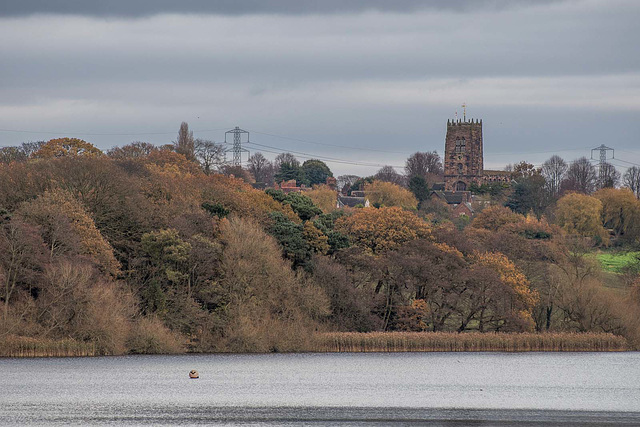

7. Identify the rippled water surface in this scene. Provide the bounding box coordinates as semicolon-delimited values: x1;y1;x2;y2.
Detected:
1;352;639;425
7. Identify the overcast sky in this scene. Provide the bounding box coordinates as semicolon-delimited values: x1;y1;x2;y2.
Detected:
1;0;639;175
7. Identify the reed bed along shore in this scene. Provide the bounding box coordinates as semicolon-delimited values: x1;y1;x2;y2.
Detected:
0;335;97;357
310;332;629;352
1;332;630;357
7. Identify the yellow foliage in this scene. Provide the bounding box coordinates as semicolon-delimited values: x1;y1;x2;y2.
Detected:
201;174;298;225
334;206;431;253
146;150;201;175
305;185;337;213
556;192;608;242
473;251;539;311
364;180;418;210
594;188;640;238
34;138;103;159
471;205;524;231
433;242;464;258
302;221;329;254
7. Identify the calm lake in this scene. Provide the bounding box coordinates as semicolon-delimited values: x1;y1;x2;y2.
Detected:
1;352;639;426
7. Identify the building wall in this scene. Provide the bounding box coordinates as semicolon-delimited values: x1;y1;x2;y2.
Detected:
443;119;484;191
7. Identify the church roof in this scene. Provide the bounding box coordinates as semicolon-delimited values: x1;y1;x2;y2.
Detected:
430;190;469;205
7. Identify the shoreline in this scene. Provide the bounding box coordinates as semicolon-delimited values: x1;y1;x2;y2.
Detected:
1;331;630;357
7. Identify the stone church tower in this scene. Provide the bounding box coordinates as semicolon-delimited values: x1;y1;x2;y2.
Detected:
443;118;483;191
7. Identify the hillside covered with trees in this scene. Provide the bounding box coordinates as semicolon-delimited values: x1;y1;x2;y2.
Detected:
1;128;640;354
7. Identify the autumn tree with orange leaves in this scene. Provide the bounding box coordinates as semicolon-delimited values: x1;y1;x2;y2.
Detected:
472;251;539;331
334;206;430;254
34;138;103;158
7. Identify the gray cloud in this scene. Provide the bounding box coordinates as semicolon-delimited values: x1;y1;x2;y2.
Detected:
0;0;564;17
0;0;638;176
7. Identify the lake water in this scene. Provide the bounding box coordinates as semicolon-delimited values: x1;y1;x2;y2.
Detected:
1;352;639;425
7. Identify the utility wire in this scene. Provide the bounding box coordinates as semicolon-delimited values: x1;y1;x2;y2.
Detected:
248;129;407;155
486;147;592;156
0;127;231;136
612;158;640;168
220;140;400;169
242;140;405;169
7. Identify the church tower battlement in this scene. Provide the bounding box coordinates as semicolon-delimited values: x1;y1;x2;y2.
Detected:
444;118;483;191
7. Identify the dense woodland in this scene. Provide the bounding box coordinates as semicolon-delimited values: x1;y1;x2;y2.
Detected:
1;124;640;354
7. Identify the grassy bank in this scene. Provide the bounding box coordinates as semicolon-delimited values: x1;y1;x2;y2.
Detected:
310;332;629;352
0;335;97;357
595;251;640;274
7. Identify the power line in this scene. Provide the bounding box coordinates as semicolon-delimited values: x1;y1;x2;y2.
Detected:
248;129;407;155
613;158;640;168
219;139;399;169
486;147;592;156
243;140;404;169
0;127;231;136
609;160;631;171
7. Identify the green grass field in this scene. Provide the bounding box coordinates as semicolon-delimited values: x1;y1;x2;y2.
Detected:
595;251;640;274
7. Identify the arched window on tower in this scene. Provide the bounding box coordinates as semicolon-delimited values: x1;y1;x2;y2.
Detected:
457;163;464;174
455;137;466;153
456;181;467;191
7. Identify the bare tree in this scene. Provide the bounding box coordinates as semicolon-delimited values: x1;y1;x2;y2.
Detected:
598;163;620;189
337;175;360;194
0;147;27;164
374;165;406;187
0;141;46;163
623;166;640;198
542;155;568;198
107;141;156;159
562;157;597;194
194;139;224;175
247;152;275;184
405;151;443;181
220;164;253;183
274;152;300;169
20;141;46;158
174;122;196;162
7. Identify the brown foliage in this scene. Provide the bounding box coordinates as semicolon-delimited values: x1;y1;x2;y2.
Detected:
126;316;184;354
212;217;330;352
311;331;628;352
18;189;120;276
311;256;382;332
0;219;46;329
147;150;202;175
37;261;134;355
0;161;52;211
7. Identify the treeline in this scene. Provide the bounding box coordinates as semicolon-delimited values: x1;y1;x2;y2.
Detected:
1;133;640;355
